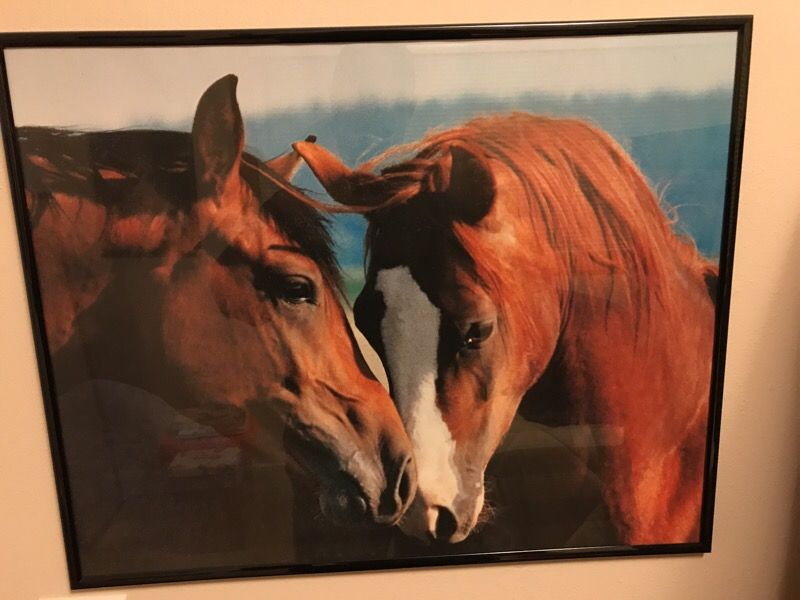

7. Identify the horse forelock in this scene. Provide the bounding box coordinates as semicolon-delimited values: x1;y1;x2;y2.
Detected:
239;160;341;291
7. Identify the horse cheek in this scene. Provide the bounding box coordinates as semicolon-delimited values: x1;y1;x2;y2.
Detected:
160;258;254;408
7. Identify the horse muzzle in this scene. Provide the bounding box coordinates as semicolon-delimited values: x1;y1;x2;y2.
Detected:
399;480;485;544
318;450;416;526
282;415;417;526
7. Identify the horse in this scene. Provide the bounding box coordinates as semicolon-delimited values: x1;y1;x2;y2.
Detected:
17;74;417;528
293;112;718;545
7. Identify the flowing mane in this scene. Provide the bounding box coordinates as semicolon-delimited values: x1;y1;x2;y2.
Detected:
359;113;717;329
18;126;340;287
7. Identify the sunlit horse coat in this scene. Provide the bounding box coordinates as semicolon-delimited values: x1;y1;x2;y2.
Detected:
295;113;717;545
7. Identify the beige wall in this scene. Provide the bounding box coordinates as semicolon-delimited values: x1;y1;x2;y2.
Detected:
0;1;798;599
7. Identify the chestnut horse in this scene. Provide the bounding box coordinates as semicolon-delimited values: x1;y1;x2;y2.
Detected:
18;75;416;525
295;113;717;544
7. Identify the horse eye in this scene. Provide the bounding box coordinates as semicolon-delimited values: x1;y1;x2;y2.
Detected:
276;276;316;305
462;320;494;350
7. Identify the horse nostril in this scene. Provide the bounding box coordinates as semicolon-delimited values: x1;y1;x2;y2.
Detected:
282;376;300;396
433;506;458;541
376;453;415;523
345;406;365;433
397;458;413;508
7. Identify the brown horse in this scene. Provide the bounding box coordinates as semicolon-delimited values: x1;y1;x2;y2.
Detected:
19;75;416;526
294;113;717;544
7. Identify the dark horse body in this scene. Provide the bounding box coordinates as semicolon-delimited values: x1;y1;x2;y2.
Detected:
296;113;717;545
19;75;416;527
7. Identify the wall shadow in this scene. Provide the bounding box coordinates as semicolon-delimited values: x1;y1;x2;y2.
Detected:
778;217;800;598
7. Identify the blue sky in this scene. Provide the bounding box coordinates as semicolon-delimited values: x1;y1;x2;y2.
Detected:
6;32;736;128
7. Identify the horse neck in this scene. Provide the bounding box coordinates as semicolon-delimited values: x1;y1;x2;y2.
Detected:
556;248;716;543
558;244;716;427
486;137;719;428
480;122;716;541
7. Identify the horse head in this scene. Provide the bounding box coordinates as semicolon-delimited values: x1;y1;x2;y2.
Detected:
24;75;417;526
295;137;563;541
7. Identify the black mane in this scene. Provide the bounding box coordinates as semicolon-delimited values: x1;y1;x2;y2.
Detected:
17;126;340;286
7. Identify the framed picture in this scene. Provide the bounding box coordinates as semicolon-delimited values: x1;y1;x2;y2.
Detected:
0;15;751;589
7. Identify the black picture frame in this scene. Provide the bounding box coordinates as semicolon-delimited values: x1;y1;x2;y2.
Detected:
0;15;752;589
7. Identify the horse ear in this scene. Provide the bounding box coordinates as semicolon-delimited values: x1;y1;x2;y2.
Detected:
435;145;495;224
264;135;317;181
192;74;244;197
293;140;384;206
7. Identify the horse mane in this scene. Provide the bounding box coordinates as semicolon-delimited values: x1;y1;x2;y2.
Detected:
17;126;340;287
359;113;717;328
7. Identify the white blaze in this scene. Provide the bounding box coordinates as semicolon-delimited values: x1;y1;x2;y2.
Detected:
375;266;459;508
